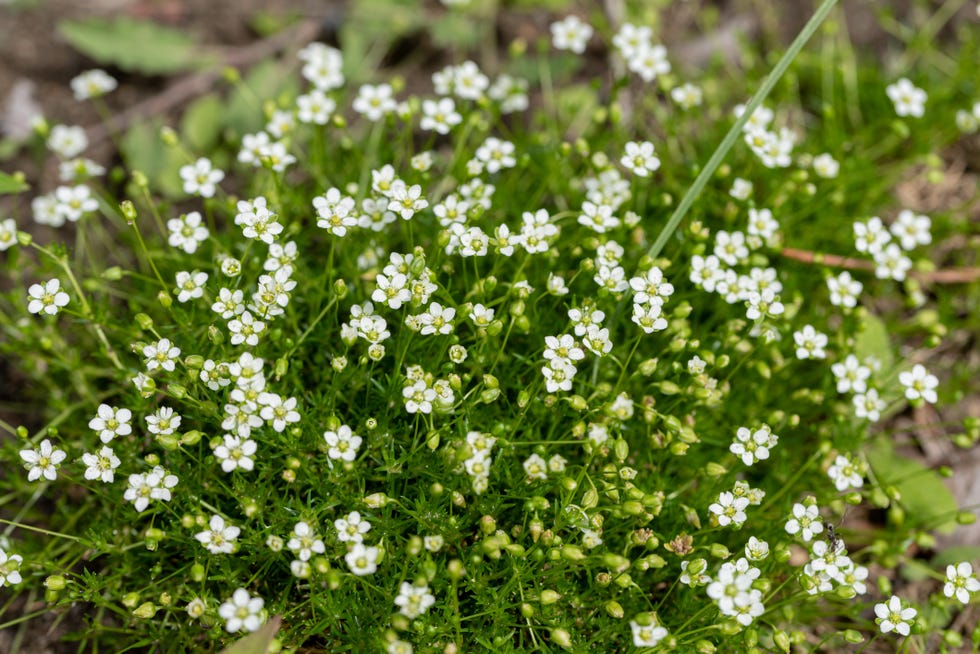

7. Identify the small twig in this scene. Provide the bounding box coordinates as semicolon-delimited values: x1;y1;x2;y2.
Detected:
84;18;325;147
779;247;980;284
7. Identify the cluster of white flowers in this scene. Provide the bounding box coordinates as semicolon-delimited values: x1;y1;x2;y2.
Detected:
462;431;496;494
738;104;796;168
402;365;454;415
706;558;765;626
287;521;326;578
541;333;585;393
610;22;671;82
708;481;765;529
629;265;673;334
802;538;868;597
521;452;566;482
394;582;436;619
829;354;885;422
852;211;928;282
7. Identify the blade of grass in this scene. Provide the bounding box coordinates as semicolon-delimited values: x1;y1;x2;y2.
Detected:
645;0;839;260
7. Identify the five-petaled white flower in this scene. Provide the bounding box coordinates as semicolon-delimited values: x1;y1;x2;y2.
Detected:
88;404;132;443
19;438;67;482
81;446;120;483
195;515;241;554
123;466;178;512
70;69;117;101
785;502;823;542
944;562;980;604
324;424;362;462
219;588;264;633
874;595;917;636
550;15;593;54
898;364;938;404
394;582;436;619
287;521;326;562
179;158;224;198
27;279;69;316
345;542;380;576
630;619;668;648
0;548;24;587
886;78;927;118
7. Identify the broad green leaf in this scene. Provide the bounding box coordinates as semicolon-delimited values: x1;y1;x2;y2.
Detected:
852;312;895;374
218;616;281;654
181;94;224;152
865;438;958;533
120;121;184;198
0;171;29;194
58;18;203;75
931;546;980;569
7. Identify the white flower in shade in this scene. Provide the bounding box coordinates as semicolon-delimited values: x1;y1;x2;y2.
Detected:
873;243;912;281
488;73;529;113
335;511;371;543
324;425;362;462
394;582;436;619
123;466;178;512
299;42;344;90
32;194;64;227
19;439;66;481
297;88;336;125
630;620;668;648
47;125;88;159
70;69;117;100
174;270;208;303
81;446;120;483
143;338;181;372
345;542;380;576
898;364;938;404
943;562;980;604
195;515;241;554
730;178;753;201
628;43;671;82
0;548;24;587
550;15;593;54
890;210;931;251
793;325;828;360
214;433;257;472
812;153;840;178
671;82;703;109
785;502;823;542
180;158;224;198
620;140;660;177
475;137;516;174
827;454;864;491
874;595;917;636
88;404;132;443
827;271;863;309
167;211;209;254
612;22;652;59
27;279;69;315
146;406;181;436
288;522;326;562
886;78;927;118
219;589;264;633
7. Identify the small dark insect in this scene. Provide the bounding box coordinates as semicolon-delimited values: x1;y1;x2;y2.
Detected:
824;522;844;553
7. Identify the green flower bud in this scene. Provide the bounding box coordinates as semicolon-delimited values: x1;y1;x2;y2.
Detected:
842;630;864;644
133;602;157;619
605;600;624;619
45;575;67;591
540;589;561;605
550;628;573;649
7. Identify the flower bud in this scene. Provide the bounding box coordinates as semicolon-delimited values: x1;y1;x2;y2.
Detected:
133;602;157;619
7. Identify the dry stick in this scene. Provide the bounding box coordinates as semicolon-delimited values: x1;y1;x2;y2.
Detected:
779;247;980;284
84;18;324;147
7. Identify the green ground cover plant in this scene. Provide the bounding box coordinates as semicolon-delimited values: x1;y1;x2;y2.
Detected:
2;0;980;652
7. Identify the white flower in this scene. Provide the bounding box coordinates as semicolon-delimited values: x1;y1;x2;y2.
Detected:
709;491;749;527
620;140;661;177
475;137;516;173
258;393;300;432
212;288;245;320
146;406;181;436
324;425;362;462
522;454;548;481
812;153;840;178
627;43;671;82
612;22;652;59
785;502;823;541
827;454;864;491
265;109;296;139
730;178;753;201
345;543;380;576
417;302;455;336
744;537;770;561
450;60;489;100
853;388;886;422
299;42;344;90
296;88;336;125
831;354;871;394
19;438;67;482
487;74;528;113
714;230;749;266
0;218;18;250
214;433;257;472
387;181;429;221
403;379;436;414
288;522;326;562
123;466;178;512
550;15;593;54
352;83;397;121
88;404;132;443
70;69;117;100
228;311;266;346
195;515;241;554
32;194;64;227
886;78;927;118
81;446;120;483
335;511;371;543
143;338;181;372
174;270;208;303
827;271;863;309
630;620;667;647
874;595;917;636
793;325;828;360
179;158;224;198
395;582;436;619
469;304;495;327
872;243;912;281
420;97;462;134
219;589;264;633
167;211;209;253
670;82;703;109
54;184;98;222
59;157;106;183
729;425;777;466
890;210;931;251
944;562;980;604
47;125;88;159
27;279;69;315
898;364;938;404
